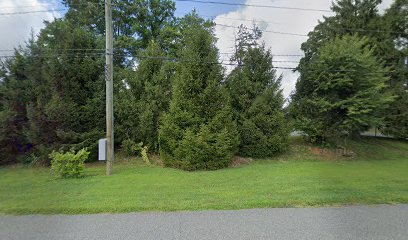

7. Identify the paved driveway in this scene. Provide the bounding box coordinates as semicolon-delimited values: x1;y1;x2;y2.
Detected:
1;204;407;240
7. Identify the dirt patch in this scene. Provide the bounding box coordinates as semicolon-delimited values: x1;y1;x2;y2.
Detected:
149;154;164;166
310;146;356;160
230;156;253;167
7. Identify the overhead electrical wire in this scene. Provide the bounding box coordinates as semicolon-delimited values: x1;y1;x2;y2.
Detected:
1;48;402;62
0;8;67;16
0;0;332;13
216;23;308;37
0;4;59;9
0;54;297;70
0;53;393;74
1;4;405;35
0;49;304;58
0;2;403;71
0;52;396;74
174;0;333;13
0;52;300;64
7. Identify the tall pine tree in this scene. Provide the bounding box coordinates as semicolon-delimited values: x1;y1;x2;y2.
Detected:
159;13;238;170
380;0;408;138
226;25;289;157
116;41;174;151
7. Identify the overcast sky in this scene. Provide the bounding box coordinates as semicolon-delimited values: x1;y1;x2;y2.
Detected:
0;0;394;98
0;0;61;52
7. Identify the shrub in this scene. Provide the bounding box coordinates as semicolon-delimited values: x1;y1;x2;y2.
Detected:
121;139;143;157
165;124;238;171
121;139;151;165
141;146;150;165
50;148;90;178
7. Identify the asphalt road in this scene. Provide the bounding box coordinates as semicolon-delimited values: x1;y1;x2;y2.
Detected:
1;205;407;240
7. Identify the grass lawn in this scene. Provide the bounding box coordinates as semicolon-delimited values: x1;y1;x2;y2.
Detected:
1;137;407;215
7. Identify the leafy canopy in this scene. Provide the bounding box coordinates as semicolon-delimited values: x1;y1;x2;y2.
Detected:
293;35;392;142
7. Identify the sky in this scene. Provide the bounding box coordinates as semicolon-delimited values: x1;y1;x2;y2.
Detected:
0;0;394;98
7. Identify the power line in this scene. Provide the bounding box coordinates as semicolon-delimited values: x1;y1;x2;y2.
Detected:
0;8;67;16
0;4;59;9
1;0;331;13
175;0;333;13
2;4;404;36
217;23;308;37
0;48;304;57
192;12;408;36
0;53;396;74
0;53;297;69
212;15;279;25
0;52;301;65
175;11;281;25
0;48;105;52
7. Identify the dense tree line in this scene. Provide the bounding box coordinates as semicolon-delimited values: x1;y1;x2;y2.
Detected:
1;0;407;168
0;1;287;168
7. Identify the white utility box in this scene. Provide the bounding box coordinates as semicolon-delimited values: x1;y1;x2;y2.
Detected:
98;138;107;161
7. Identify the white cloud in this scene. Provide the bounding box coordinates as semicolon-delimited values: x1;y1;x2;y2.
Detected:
0;0;61;52
214;0;394;99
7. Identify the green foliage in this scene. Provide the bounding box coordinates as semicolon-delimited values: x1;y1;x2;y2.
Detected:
116;41;173;151
381;87;408;139
0;55;31;164
2;0;406;169
50;148;90;178
63;0;177;61
226;25;289;157
0;18;105;165
159;14;239;171
294;0;408;141
121;139;150;165
300;0;383;60
141;146;150;165
121;139;146;157
121;139;138;157
0;108;24;164
21;153;41;166
293;35;393;142
380;0;408;138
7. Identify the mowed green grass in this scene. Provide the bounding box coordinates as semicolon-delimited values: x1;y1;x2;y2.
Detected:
0;137;407;215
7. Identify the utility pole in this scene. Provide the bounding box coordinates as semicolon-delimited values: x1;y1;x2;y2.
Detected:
105;0;114;175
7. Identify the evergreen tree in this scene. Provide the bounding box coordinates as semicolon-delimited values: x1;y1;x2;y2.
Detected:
226;25;289;157
159;14;238;171
116;41;173;151
28;19;105;162
293;35;393;143
0;0;179;164
0;19;105;164
0;53;31;164
380;0;408;138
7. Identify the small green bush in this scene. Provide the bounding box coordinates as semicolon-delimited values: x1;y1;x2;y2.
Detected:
141;146;150;165
121;139;143;157
121;139;151;165
50;148;90;178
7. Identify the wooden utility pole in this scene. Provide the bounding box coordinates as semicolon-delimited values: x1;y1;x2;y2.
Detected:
105;0;114;175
